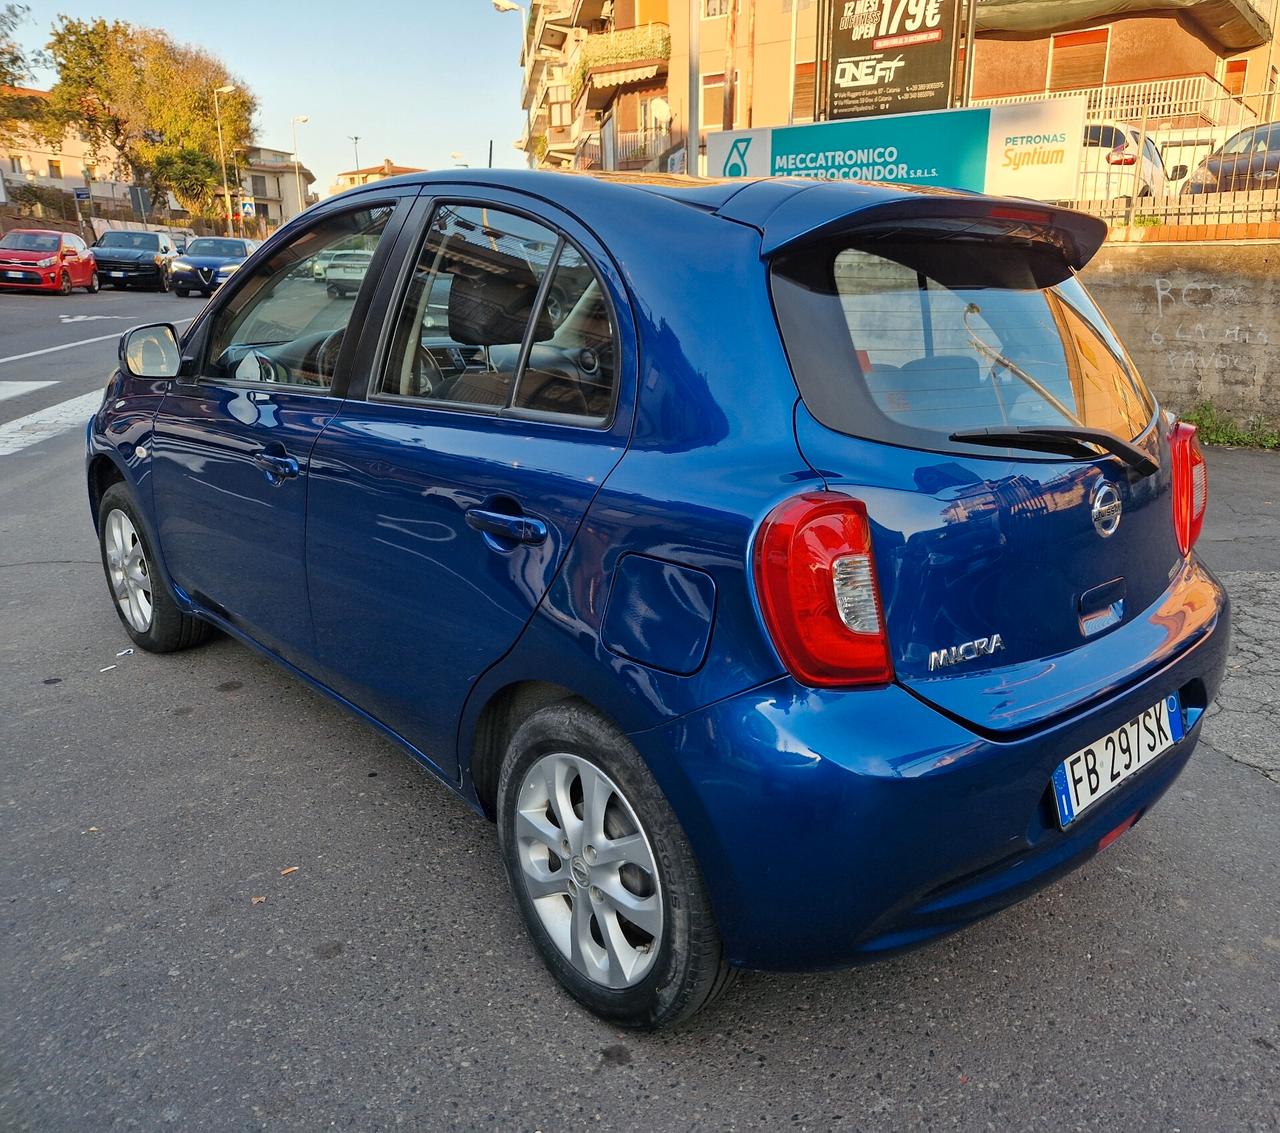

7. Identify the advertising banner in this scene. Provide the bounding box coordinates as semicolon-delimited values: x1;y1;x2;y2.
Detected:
706;96;1086;201
827;0;962;120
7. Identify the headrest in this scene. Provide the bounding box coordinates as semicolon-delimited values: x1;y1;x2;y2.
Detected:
447;268;554;347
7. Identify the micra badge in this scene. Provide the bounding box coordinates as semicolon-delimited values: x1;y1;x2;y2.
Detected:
929;634;1005;672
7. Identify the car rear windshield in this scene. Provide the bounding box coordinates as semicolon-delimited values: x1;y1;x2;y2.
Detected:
770;237;1155;451
98;232;160;250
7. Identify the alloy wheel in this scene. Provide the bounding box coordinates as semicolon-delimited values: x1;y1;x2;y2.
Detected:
103;508;153;632
514;752;664;990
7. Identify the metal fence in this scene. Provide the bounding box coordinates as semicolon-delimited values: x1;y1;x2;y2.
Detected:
977;79;1279;235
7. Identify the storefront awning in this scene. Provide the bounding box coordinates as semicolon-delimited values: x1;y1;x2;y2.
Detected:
975;0;1271;51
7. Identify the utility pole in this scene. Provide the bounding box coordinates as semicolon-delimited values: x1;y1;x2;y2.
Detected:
688;0;701;170
291;115;309;217
349;136;363;175
723;0;739;132
744;0;756;128
962;0;978;107
488;139;494;168
213;84;236;238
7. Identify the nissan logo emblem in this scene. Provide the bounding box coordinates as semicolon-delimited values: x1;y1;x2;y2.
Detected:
1091;481;1123;538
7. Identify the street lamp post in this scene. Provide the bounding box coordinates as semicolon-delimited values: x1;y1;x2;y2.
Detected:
213;84;236;237
348;136;363;178
291;114;310;218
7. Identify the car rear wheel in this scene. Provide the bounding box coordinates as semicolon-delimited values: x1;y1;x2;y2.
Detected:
97;483;212;653
326;283;341;299
497;701;736;1029
84;270;99;294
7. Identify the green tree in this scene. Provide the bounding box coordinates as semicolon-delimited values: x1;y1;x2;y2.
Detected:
0;4;45;146
151;147;221;215
42;16;256;209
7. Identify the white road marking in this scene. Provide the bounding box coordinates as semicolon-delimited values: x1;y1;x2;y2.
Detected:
58;314;130;324
0;317;195;367
0;380;56;402
0;390;106;456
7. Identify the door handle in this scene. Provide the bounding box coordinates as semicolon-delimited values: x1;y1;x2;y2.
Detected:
252;449;300;483
465;507;548;545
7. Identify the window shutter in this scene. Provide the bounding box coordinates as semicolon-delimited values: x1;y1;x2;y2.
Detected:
793;62;816;122
1049;29;1108;91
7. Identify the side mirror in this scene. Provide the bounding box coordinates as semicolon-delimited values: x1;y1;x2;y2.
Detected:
1170;164;1188;181
120;323;182;379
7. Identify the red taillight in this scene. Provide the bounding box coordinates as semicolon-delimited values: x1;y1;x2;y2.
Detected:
753;492;893;687
1169;421;1208;556
1106;145;1138;167
989;205;1052;224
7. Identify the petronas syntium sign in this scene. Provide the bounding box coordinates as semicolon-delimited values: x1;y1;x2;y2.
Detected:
826;0;963;120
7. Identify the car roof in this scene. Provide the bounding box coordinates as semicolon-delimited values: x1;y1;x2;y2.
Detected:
330;168;1107;271
4;227;65;236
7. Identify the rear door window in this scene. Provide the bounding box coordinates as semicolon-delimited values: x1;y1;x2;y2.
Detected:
771;238;1155;450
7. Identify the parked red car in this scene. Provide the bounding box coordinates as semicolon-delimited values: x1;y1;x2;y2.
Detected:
0;228;99;294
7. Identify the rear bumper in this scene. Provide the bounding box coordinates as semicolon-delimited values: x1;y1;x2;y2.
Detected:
630;560;1230;971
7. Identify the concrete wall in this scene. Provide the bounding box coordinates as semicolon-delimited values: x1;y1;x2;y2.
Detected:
1081;242;1279;421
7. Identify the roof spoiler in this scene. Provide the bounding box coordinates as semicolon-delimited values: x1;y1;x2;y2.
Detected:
732;187;1109;271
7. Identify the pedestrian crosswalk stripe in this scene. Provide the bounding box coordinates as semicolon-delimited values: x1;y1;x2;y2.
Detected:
0;381;57;402
0;390;106;456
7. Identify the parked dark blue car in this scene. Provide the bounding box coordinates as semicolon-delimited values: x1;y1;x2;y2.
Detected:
168;236;258;298
88;170;1229;1028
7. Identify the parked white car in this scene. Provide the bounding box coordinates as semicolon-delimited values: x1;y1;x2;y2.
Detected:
324;251;373;298
1079;121;1170;200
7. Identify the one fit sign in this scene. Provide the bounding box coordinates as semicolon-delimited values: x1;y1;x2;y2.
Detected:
826;0;961;120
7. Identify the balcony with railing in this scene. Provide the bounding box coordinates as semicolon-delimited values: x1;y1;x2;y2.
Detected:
974;74;1259;128
611;125;672;170
569;23;670;109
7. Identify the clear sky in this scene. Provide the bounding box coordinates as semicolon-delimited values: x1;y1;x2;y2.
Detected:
17;0;530;192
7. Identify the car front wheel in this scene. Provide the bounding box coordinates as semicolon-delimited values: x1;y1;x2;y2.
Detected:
497;701;736;1029
97;482;212;652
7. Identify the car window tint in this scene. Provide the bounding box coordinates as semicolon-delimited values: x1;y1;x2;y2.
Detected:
380;204;559;408
205;204;392;390
512;244;616;420
1084;125;1122;148
771;241;1155;447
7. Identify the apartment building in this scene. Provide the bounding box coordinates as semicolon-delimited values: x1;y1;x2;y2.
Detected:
329;159;426;197
239;145;316;227
659;0;1273;175
516;0;675;173
2;85;133;208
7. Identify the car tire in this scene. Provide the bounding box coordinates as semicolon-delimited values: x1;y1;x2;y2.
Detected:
497;701;736;1029
97;483;212;653
154;272;169;293
85;270;100;294
326;283;341;299
58;271;72;296
174;287;189;298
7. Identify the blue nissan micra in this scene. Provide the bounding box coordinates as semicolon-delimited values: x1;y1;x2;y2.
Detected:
89;170;1229;1027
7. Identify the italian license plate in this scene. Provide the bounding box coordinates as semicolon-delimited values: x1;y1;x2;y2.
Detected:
1051;693;1184;828
109;271;125;278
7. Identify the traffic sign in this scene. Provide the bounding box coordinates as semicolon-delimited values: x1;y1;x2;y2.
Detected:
240;200;256;218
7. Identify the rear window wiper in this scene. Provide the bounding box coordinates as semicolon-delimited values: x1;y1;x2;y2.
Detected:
950;425;1159;477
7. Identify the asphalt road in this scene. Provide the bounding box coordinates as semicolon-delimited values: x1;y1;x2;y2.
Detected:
1;288;1277;1131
